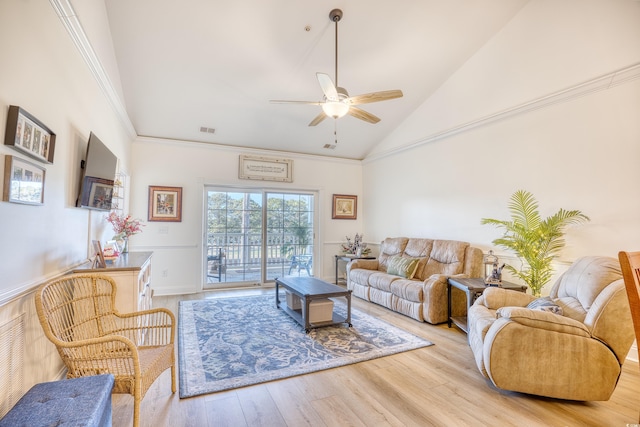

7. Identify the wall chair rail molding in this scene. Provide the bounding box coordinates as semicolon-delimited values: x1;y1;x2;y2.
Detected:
0;265;82;307
364;62;640;163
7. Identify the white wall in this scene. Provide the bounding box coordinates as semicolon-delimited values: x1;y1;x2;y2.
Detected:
130;138;363;295
0;0;134;395
362;0;640;295
0;0;133;298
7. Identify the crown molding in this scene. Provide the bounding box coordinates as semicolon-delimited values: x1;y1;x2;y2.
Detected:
49;0;137;138
134;135;363;165
364;62;640;163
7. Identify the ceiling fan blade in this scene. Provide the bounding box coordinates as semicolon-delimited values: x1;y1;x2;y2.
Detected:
308;111;327;126
316;73;339;101
348;90;403;105
348;106;380;124
270;100;323;105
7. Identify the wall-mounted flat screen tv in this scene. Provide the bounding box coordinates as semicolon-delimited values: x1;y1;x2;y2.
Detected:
76;132;118;211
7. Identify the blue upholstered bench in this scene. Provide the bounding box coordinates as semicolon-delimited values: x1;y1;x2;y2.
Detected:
0;374;114;427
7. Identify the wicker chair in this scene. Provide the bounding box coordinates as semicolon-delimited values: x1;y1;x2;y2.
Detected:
619;250;640;422
34;273;176;427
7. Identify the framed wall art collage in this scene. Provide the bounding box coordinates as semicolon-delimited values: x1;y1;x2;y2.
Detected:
2;105;56;205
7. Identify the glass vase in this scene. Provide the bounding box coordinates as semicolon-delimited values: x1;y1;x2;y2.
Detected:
118;237;129;254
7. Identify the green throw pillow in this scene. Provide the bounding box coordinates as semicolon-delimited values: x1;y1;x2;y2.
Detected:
387;255;420;279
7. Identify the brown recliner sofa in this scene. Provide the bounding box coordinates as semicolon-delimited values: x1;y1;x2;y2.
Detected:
346;237;483;323
467;256;634;401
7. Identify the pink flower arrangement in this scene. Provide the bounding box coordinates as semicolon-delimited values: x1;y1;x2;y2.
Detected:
106;212;144;238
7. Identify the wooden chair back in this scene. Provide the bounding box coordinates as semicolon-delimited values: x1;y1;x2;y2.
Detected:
619;251;640;354
619;251;640;422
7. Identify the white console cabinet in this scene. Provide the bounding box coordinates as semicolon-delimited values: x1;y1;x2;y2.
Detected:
72;251;153;313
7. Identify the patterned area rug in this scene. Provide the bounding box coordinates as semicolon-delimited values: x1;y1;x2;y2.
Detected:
178;294;433;398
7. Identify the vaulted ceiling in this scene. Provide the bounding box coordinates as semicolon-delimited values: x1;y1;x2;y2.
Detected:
102;0;528;159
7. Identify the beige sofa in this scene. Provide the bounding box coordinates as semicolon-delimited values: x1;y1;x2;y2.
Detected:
467;256;634;401
346;237;483;324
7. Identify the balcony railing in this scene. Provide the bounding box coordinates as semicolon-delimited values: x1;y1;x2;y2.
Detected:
206;232;312;283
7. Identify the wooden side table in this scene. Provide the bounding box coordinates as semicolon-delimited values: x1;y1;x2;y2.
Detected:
447;277;527;333
334;255;375;285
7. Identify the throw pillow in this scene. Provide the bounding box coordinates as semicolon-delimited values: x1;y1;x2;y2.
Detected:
386;255;420;279
526;296;563;315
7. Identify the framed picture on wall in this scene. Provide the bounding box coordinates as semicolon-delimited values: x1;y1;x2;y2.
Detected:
3;105;56;163
238;155;293;182
2;155;46;205
332;194;357;220
148;185;182;222
91;240;106;268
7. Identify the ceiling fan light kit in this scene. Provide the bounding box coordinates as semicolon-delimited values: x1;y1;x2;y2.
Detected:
270;9;403;128
322;101;349;119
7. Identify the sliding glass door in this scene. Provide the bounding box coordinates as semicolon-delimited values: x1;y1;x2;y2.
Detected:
265;192;314;281
204;187;315;288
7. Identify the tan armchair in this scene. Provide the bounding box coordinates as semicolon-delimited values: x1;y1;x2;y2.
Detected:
35;274;176;427
467;256;634;401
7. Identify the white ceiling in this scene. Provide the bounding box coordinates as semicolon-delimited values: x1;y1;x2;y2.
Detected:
103;0;528;160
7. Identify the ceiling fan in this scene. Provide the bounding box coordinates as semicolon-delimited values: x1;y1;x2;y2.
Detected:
270;9;403;127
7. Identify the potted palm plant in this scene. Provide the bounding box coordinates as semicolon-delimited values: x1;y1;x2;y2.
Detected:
481;190;589;296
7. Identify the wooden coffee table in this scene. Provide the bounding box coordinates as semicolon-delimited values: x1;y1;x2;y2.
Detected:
275;276;352;332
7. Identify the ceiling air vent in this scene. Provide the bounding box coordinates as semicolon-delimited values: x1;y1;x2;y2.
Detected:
199;126;215;134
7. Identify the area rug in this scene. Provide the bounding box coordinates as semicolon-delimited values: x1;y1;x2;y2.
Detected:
178;294;433;398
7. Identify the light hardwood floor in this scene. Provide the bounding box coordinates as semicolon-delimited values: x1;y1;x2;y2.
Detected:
112;288;640;426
